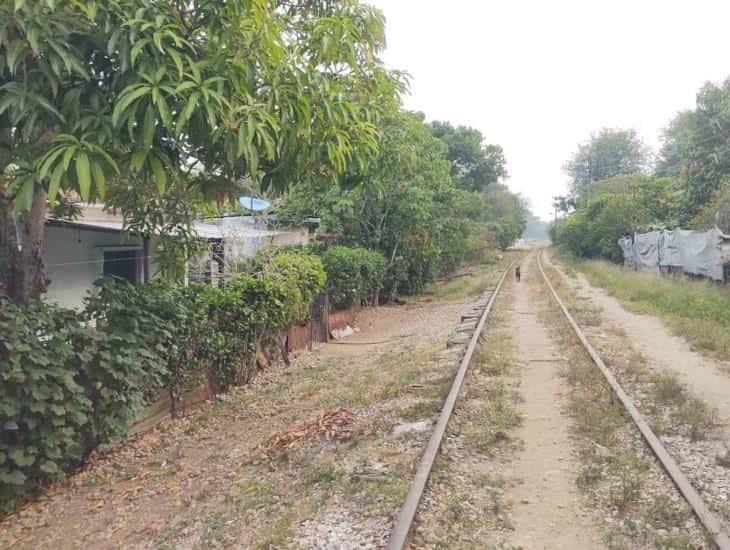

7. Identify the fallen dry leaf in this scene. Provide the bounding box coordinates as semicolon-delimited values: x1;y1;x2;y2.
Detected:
263;408;355;455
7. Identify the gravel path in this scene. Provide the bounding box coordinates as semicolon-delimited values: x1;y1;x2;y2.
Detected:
546;250;729;541
549;252;730;436
504;256;603;548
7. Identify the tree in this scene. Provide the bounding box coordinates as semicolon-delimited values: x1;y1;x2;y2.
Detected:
564;128;649;199
0;0;401;303
283;111;455;296
429;121;506;192
655;110;696;178
484;183;527;242
282;108;526;293
679;80;730;223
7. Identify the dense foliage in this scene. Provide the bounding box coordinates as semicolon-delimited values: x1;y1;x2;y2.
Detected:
429;121;507;192
318;246;386;309
0;300;90;504
282;112;527;297
556;175;678;262
554;76;730;261
0;250;324;507
0;0;402;302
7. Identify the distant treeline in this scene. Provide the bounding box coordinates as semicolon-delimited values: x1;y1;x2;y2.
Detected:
553;77;730;261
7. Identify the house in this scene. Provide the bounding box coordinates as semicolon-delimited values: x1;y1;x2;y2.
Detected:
43;204;317;309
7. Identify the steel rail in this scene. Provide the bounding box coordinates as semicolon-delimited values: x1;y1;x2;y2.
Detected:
386;263;513;550
537;249;730;550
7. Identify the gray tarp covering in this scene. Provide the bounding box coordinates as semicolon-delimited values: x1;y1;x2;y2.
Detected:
619;227;728;282
634;231;662;273
675;228;724;281
618;236;636;268
658;229;682;268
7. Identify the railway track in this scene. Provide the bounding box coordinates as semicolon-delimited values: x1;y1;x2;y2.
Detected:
386;249;730;550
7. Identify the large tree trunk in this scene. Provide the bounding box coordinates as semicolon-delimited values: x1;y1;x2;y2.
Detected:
0;188;48;303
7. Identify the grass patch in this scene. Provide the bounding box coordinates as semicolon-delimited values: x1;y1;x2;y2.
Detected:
424;251;522;301
652;372;686;406
648;372;716;441
561;253;730;359
675;396;716;441
399;399;440;421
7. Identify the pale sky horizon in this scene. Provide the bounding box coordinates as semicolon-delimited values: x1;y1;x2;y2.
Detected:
368;0;730;220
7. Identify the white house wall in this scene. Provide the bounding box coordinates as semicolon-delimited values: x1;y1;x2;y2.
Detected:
43;225;145;309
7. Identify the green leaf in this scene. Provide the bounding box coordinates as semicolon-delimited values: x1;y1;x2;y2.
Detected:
48;161;66;203
130;38;151;66
168;49;184;79
9;448;35;468
61;144;77;171
12;176;34;213
75;151;91;201
14;0;26;11
40;461;59;475
143;105;156;147
175;91;199;132
150;156;167;195
26;27;40;55
6;41;27;74
156;94;171;129
112;85;150;126
38;146;67;180
91;161;106;200
130;150;148;173
0;468;26;486
247;143;259;178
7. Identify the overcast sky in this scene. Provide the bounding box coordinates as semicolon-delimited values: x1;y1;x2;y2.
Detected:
368;0;730;219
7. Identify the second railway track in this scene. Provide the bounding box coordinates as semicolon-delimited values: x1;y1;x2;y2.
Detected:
387;248;730;549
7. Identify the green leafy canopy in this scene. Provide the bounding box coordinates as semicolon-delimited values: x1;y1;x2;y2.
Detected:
0;0;405;213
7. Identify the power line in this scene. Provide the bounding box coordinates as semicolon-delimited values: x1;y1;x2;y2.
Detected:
45;254;154;268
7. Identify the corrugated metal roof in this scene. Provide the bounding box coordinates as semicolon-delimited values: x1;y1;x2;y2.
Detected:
47;205;284;241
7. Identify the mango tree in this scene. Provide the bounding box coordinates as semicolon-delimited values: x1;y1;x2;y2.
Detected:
0;0;401;303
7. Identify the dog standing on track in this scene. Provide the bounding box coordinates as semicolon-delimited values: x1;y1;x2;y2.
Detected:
515;265;521;282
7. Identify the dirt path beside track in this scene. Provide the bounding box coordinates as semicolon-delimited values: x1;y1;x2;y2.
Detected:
546;250;730;439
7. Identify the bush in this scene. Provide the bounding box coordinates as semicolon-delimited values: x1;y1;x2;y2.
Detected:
385;243;439;299
0;299;90;508
318;246;386;309
0;250;326;508
82;279;172;442
267;251;326;323
557;194;645;263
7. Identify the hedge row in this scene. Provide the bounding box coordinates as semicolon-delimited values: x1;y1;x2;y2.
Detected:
317;246;387;309
0;251;324;509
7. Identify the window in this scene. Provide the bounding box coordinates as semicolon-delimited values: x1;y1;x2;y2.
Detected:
103;250;140;284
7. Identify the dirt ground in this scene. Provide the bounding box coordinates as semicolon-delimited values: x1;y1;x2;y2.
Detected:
411;253;603;549
0;260;511;550
502;255;602;548
544;250;725;544
546;251;730;435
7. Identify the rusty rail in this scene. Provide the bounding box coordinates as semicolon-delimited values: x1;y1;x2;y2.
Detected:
537;249;730;550
386;263;512;550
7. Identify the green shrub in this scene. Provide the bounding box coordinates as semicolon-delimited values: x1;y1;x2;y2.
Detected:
83;279;171;442
267;251;326;323
0;250;326;509
384;243;439;299
318;246;386;309
0;299;91;508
